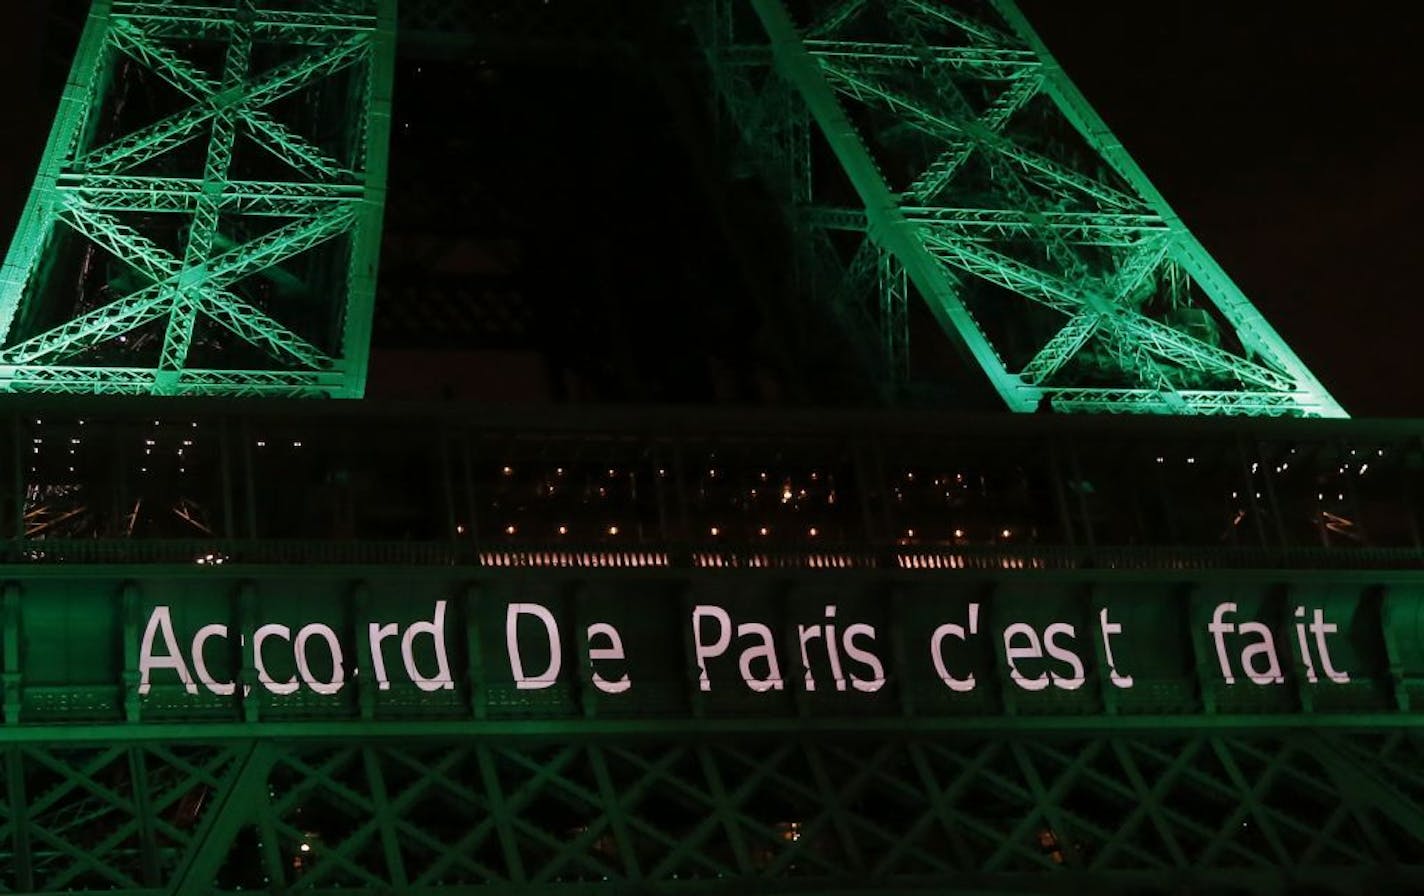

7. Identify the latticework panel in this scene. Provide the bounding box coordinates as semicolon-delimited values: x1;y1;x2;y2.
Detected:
0;731;1418;894
695;0;1346;416
0;1;396;397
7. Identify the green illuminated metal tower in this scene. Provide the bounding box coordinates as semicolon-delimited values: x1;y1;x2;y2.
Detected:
0;0;395;397
1;3;1416;896
0;0;1344;415
696;0;1346;416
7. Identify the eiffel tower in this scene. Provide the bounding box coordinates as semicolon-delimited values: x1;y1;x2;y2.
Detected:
0;3;1417;896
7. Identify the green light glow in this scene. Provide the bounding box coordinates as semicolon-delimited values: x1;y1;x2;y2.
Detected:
3;0;1344;418
696;0;1347;416
0;0;395;398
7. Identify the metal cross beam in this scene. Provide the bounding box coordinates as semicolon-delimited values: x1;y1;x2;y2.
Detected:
0;731;1415;893
698;0;1346;417
0;0;395;398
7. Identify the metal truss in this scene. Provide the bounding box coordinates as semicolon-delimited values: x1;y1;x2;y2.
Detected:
0;728;1418;894
696;0;1347;417
0;0;395;398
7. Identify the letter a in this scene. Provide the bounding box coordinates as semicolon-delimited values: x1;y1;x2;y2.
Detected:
139;606;197;696
1237;621;1284;686
736;622;784;693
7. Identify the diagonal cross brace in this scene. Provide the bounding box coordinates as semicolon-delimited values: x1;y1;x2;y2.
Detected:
988;0;1346;417
109;19;355;181
0;208;351;366
749;0;1031;410
905;72;1041;203
923;230;1297;392
159;0;256;379
168;742;275;896
59;199;334;369
822;60;1144;210
81;34;369;176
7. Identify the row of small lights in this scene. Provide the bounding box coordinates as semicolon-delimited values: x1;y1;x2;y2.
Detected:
23;422;1399;467
498;465;842;508
497;524;832;537
28;420;1392;519
487;524;1013;539
502;465;660;479
30;418;307;450
30;418;210;475
501;465;833;484
33;418;195;427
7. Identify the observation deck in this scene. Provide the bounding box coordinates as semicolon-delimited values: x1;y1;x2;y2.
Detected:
7;396;1421;569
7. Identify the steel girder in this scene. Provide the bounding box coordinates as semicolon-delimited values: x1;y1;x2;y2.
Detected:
0;556;1411;892
0;0;395;398
0;729;1418;894
695;0;1346;417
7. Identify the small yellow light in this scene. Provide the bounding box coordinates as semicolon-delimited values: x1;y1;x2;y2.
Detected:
502;465;513;475
954;528;964;538
759;526;769;536
608;525;619;536
1001;528;1011;538
906;528;915;537
710;526;720;536
558;525;568;535
808;527;818;537
505;525;516;535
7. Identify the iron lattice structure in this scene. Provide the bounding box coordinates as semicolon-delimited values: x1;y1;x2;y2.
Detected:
0;399;1418;896
0;1;1407;894
0;0;1347;414
1;731;1422;894
696;0;1346;416
0;0;395;397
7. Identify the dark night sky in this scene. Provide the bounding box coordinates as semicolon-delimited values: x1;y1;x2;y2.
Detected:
1018;2;1424;418
0;3;1421;417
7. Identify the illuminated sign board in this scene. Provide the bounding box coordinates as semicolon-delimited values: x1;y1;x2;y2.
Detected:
2;571;1419;722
